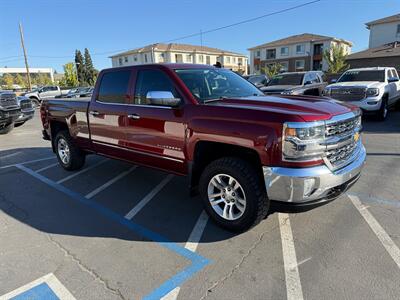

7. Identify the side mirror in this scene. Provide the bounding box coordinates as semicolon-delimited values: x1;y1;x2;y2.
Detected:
304;80;312;85
330;79;337;84
388;77;399;83
146;91;181;107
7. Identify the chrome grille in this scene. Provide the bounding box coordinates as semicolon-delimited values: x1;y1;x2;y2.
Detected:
326;116;359;137
20;99;32;110
0;93;18;108
330;88;366;102
326;140;358;167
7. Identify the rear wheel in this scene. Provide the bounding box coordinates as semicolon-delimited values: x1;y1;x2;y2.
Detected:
199;157;269;232
376;97;388;121
0;123;14;134
55;130;86;171
30;98;40;108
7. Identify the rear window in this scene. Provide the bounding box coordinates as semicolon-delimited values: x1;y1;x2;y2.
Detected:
97;70;131;103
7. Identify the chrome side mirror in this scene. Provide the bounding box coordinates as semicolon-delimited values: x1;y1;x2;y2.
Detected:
146;91;181;107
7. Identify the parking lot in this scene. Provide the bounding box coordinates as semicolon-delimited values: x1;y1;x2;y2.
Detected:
0;111;399;300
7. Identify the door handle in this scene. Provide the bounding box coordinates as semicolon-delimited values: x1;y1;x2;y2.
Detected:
127;114;140;120
89;110;100;116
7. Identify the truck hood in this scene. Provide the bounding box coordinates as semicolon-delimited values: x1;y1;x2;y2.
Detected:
206;95;355;122
328;81;384;89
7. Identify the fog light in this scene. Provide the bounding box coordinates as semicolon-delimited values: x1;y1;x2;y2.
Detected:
303;178;316;197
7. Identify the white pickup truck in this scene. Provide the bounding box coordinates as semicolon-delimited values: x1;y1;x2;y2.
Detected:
23;86;62;106
323;67;400;121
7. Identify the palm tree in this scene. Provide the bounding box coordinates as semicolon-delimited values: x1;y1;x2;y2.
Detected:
323;44;349;74
262;63;282;78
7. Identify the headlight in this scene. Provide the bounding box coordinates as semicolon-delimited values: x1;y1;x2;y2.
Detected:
366;88;379;96
282;122;326;162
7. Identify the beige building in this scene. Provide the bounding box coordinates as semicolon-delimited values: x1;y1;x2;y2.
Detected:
366;13;400;48
110;43;248;74
248;33;352;74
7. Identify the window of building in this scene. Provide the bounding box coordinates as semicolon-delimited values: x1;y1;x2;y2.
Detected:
397;24;400;35
256;50;261;57
97;70;131;104
232;57;236;63
118;58;123;66
206;56;211;65
280;61;289;72
266;49;276;59
295;60;305;70
175;54;183;63
133;56;138;62
238;57;243;64
158;53;165;62
280;47;289;56
124;56;128;63
296;44;305;54
186;54;192;62
134;69;178;105
226;56;231;63
199;55;204;63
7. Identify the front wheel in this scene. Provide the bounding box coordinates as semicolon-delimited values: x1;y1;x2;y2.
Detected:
0;123;14;134
199;157;269;232
55;130;86;171
376;97;388;121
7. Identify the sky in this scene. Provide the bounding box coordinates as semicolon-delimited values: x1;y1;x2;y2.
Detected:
0;0;398;73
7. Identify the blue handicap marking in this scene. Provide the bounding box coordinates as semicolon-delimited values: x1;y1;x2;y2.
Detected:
10;283;59;300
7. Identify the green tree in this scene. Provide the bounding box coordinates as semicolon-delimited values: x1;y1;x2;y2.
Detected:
262;63;282;78
75;49;85;86
15;74;27;88
83;48;98;86
323;44;349;74
61;62;78;87
1;74;14;89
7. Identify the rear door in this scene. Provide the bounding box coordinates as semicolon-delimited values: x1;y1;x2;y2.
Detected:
123;67;187;174
88;69;133;155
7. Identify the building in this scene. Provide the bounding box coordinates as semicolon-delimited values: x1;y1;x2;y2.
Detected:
109;43;248;74
0;67;55;82
366;13;400;48
347;42;400;72
248;33;352;74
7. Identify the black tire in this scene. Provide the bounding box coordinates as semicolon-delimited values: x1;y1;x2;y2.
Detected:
199;157;269;232
376;97;388;121
55;130;86;171
30;98;40;108
0;123;14;134
14;122;24;128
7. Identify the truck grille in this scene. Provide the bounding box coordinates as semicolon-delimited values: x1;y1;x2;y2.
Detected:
20;99;33;110
329;88;366;102
0;93;18;108
326;116;360;137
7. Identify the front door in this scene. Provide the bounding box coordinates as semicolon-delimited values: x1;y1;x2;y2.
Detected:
123;67;187;174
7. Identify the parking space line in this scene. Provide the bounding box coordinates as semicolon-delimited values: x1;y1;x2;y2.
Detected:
15;164;210;300
57;159;108;184
85;166;137;199
0;156;55;170
348;192;400;209
36;162;60;173
161;210;209;300
124;174;174;220
0;273;76;300
349;195;400;269
0;151;21;160
278;213;304;300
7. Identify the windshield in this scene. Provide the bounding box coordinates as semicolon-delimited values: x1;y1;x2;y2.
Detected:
267;74;303;86
248;75;266;84
175;68;263;103
338;70;385;82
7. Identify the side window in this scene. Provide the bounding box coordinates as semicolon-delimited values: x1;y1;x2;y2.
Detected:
312;73;320;83
304;73;312;84
134;69;178;105
387;70;392;80
97;70;131;104
393;69;399;78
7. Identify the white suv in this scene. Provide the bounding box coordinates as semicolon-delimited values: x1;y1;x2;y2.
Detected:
323;67;400;121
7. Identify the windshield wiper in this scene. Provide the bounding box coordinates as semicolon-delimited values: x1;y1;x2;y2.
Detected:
203;96;227;103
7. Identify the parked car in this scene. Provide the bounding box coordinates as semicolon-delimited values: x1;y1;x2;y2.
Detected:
14;96;35;127
261;71;327;96
0;91;20;134
243;74;269;88
41;64;366;232
323;67;400;121
23;86;62;106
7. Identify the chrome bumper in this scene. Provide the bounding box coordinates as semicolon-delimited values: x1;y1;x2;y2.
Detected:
263;145;366;203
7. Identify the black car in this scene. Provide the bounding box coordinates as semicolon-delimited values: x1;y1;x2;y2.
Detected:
261;71;327;96
0;91;20;134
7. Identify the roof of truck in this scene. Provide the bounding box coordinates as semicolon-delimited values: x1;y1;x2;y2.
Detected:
102;63;217;73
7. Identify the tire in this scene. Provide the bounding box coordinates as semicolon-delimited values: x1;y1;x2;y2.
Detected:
30;98;40;108
54;130;86;171
0;123;14;134
199;157;269;232
376;97;389;121
14;122;24;128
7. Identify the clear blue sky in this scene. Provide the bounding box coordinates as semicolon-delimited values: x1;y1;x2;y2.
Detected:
0;0;398;73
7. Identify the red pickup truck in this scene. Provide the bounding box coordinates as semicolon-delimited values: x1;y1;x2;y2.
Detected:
41;64;366;231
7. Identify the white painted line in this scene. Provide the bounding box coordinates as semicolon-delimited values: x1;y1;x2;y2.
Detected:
278;213;304;300
349;195;400;269
36;162;59;173
0;151;21;160
0;273;76;300
57;159;108;184
124;174;174;220
85;166;137;199
161;210;209;300
0;156;55;169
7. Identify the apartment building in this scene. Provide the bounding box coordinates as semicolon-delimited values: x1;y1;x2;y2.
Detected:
248;33;352;74
110;43;248;74
366;13;400;48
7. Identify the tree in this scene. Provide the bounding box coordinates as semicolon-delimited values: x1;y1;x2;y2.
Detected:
1;74;14;89
61;62;78;87
83;48;98;86
15;74;27;88
262;63;282;78
323;44;349;74
75;49;85;86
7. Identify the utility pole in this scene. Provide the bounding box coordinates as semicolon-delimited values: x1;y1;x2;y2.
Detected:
19;22;32;91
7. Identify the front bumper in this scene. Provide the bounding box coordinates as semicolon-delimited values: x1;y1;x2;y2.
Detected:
0;109;20;126
263;144;366;203
345;95;382;112
14;109;35;124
